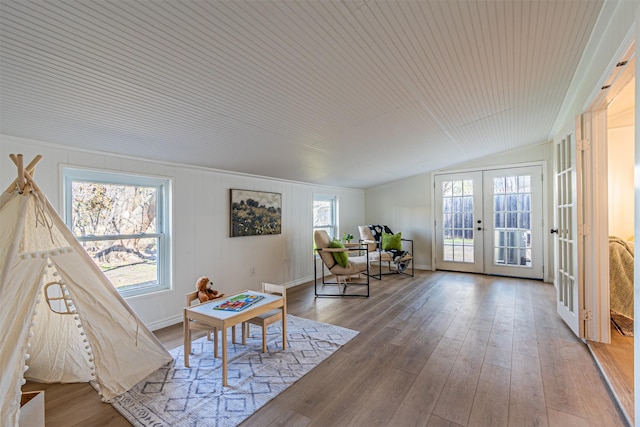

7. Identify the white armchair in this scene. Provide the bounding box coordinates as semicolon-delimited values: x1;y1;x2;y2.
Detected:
358;225;414;279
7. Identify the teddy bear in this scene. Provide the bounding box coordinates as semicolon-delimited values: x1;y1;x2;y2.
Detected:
196;276;224;303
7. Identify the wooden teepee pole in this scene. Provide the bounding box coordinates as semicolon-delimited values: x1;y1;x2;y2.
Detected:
16;154;24;190
5;154;43;193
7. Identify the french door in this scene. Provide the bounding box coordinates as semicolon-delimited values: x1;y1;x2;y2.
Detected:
554;132;582;337
434;166;544;279
555;111;609;342
434;172;484;273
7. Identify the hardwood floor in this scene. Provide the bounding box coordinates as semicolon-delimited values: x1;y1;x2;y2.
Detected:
22;271;627;426
588;325;634;426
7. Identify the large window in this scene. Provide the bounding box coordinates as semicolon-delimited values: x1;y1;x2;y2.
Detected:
313;194;337;243
63;167;171;297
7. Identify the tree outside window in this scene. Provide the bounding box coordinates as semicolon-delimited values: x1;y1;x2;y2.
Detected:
64;168;171;297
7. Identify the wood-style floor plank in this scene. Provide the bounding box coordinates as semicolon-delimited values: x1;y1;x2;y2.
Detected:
537;333;588;418
588;326;634;426
467;363;510;427
546;407;589;427
483;305;514;370
508;351;548;427
391;336;463;426
303;340;403;426
432;327;490;425
565;340;631;427
21;271;627;426
344;365;415;427
427;414;466;427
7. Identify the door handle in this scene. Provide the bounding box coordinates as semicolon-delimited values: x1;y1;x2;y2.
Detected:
550;228;558;234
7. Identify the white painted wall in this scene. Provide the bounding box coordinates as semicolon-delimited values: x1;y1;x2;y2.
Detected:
365;174;431;270
364;142;554;279
0;135;365;329
608;125;635;240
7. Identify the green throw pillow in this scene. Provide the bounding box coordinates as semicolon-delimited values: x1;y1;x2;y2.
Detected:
382;232;402;251
329;239;349;268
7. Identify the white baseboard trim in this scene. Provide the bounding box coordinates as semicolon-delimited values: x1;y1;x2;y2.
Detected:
281;275;315;288
148;314;183;331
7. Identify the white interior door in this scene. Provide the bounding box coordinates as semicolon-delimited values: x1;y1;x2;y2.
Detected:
434;172;484;273
483;166;544;279
554;131;582;338
435;166;544;280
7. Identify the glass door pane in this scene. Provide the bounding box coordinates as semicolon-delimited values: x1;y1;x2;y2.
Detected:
442;178;475;263
491;174;531;267
483;166;543;279
434;171;483;273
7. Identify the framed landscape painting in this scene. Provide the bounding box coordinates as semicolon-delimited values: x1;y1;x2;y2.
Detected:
230;189;282;237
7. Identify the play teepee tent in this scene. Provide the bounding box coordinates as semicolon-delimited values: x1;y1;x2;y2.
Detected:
0;154;173;426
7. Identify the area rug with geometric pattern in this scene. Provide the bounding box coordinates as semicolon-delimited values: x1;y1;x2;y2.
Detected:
111;315;358;427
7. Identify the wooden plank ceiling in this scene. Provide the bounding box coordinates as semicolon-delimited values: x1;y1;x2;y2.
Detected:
0;0;604;188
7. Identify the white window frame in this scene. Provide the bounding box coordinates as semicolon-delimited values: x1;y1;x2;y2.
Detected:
313;193;338;241
62;167;171;298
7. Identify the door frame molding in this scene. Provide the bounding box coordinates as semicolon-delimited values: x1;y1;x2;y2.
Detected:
578;110;611;343
431;160;549;281
578;41;635;343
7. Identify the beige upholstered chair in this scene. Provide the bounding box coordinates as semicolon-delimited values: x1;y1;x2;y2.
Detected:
245;282;286;353
358;225;414;279
313;230;369;297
